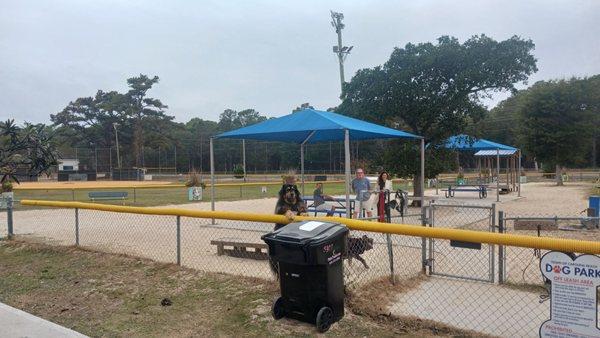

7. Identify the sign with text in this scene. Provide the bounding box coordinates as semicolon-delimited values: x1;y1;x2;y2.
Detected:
539;251;600;337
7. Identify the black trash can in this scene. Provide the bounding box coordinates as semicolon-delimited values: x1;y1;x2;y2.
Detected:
261;221;348;332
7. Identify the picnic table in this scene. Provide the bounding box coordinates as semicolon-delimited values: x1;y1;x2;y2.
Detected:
443;185;488;199
302;196;355;217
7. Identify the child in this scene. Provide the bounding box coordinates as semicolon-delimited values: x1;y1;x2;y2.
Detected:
313;182;336;216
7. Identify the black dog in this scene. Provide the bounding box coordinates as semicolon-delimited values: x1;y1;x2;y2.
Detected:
387;189;408;217
270;184;307;276
346;235;374;269
273;184;307;230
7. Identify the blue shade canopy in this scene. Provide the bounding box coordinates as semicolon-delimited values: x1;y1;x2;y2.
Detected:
215;108;421;144
444;134;517;151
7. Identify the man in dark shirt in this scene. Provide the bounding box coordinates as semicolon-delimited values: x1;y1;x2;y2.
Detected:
313;182;336;216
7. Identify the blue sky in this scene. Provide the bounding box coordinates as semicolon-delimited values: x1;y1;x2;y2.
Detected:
1;0;599;123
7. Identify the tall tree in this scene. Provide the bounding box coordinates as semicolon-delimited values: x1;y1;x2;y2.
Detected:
125;75;170;167
519;77;598;185
338;35;537;202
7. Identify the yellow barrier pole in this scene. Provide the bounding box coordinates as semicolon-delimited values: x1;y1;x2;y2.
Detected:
20;199;600;255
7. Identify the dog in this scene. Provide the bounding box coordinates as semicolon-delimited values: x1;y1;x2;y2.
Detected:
387;189;408;217
345;235;374;269
274;183;307;230
270;183;308;276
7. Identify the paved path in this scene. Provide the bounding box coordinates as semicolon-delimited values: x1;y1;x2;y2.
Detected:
0;302;87;338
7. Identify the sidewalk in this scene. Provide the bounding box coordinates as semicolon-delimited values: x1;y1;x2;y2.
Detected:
0;302;88;338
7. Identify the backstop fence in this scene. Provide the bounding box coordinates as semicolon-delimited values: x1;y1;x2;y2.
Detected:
2;199;600;337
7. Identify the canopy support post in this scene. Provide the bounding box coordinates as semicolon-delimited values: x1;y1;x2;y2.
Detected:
210;137;216;224
518;150;522;197
242;139;246;183
420;138;425;209
344;129;351;218
496;148;500;202
300;131;316;197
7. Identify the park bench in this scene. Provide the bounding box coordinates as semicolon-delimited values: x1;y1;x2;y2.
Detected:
210;237;269;260
443;185;487;199
88;191;128;202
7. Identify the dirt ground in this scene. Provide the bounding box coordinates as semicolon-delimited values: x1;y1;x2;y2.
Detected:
0;240;473;337
1;181;597;337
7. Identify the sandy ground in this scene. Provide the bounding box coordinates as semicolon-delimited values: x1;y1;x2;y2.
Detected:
0;181;596;336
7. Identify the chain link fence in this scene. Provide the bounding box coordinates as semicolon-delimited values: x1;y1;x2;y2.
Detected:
3;200;600;337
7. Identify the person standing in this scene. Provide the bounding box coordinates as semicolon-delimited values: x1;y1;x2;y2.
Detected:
377;171;393;221
351;168;372;218
377;171;393;192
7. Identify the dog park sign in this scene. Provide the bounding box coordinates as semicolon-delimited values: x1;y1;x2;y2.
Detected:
539;251;600;337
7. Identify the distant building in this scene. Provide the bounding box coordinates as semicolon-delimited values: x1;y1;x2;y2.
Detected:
58;159;79;171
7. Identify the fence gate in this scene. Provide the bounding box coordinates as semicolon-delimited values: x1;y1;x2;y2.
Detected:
427;203;495;283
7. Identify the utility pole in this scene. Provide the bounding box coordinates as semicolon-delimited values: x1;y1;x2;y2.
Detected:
113;123;121;168
330;11;353;94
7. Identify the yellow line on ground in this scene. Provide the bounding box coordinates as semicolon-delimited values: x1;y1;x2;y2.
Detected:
20;199;600;255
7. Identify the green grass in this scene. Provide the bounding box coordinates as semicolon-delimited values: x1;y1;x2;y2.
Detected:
14;181;412;209
0;240;455;337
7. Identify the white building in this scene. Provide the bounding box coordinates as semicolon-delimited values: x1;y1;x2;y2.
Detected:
58;159;79;171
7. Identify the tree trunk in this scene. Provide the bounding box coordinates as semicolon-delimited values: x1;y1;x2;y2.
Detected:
555;164;563;186
412;175;423;207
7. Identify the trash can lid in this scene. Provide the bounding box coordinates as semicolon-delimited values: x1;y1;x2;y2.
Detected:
263;221;348;246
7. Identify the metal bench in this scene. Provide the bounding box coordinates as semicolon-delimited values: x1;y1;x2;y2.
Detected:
210;237;269;260
88;191;128;202
443;185;487;199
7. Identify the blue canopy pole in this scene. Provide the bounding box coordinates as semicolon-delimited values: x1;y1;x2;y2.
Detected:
344;129;351;218
518;150;522;197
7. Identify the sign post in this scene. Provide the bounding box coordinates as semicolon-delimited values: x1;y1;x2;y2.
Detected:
539;251;600;337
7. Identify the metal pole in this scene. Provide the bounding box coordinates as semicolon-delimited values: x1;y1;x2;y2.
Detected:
176;216;181;265
72;189;75;201
7;196;14;238
210;138;216;224
94;146;98;175
301;143;305;197
133;187;137;204
114;123;121;169
420;138;425;210
496;148;500;202
344;129;351;218
242;140;246;183
75;208;79;246
498;211;505;284
518;150;522;197
490;203;496;283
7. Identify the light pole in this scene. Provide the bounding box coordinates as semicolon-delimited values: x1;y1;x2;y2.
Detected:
331;11;353;94
113;122;121;169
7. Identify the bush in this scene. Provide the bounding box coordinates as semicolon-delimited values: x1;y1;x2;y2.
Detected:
1;180;13;193
233;165;245;179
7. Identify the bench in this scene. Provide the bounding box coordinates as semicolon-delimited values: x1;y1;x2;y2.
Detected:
88;191;128;202
210;238;269;260
443;185;487;199
307;207;347;217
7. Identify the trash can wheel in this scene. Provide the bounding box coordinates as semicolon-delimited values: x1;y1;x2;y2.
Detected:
271;296;285;320
316;306;333;333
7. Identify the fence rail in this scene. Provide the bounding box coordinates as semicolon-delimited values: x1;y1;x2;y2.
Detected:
4;199;600;337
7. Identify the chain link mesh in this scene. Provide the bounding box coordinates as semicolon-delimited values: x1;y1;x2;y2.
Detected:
6;203;600;337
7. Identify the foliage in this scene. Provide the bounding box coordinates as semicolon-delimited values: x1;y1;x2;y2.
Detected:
233;164;245;178
1;180;13;193
0;120;59;184
338;35;537;194
519;77;598;175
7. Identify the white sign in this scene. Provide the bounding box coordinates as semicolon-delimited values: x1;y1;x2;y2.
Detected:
540;251;600;337
299;221;324;232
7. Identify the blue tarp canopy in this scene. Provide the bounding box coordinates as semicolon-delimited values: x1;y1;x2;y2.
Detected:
444;134;517;151
216;108;421;143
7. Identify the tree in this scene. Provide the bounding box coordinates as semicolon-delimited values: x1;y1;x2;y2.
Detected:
338;35;537;202
0;120;58;184
125;75;171;167
519;77;598;185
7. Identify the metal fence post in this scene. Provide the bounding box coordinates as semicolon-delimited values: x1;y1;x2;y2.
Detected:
498;210;505;284
490;204;496;283
75;208;79;246
176;216;181;265
6;196;14;238
133;187;137;204
421;204;428;274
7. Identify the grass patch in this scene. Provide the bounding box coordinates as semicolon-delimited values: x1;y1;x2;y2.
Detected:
0;240;457;337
